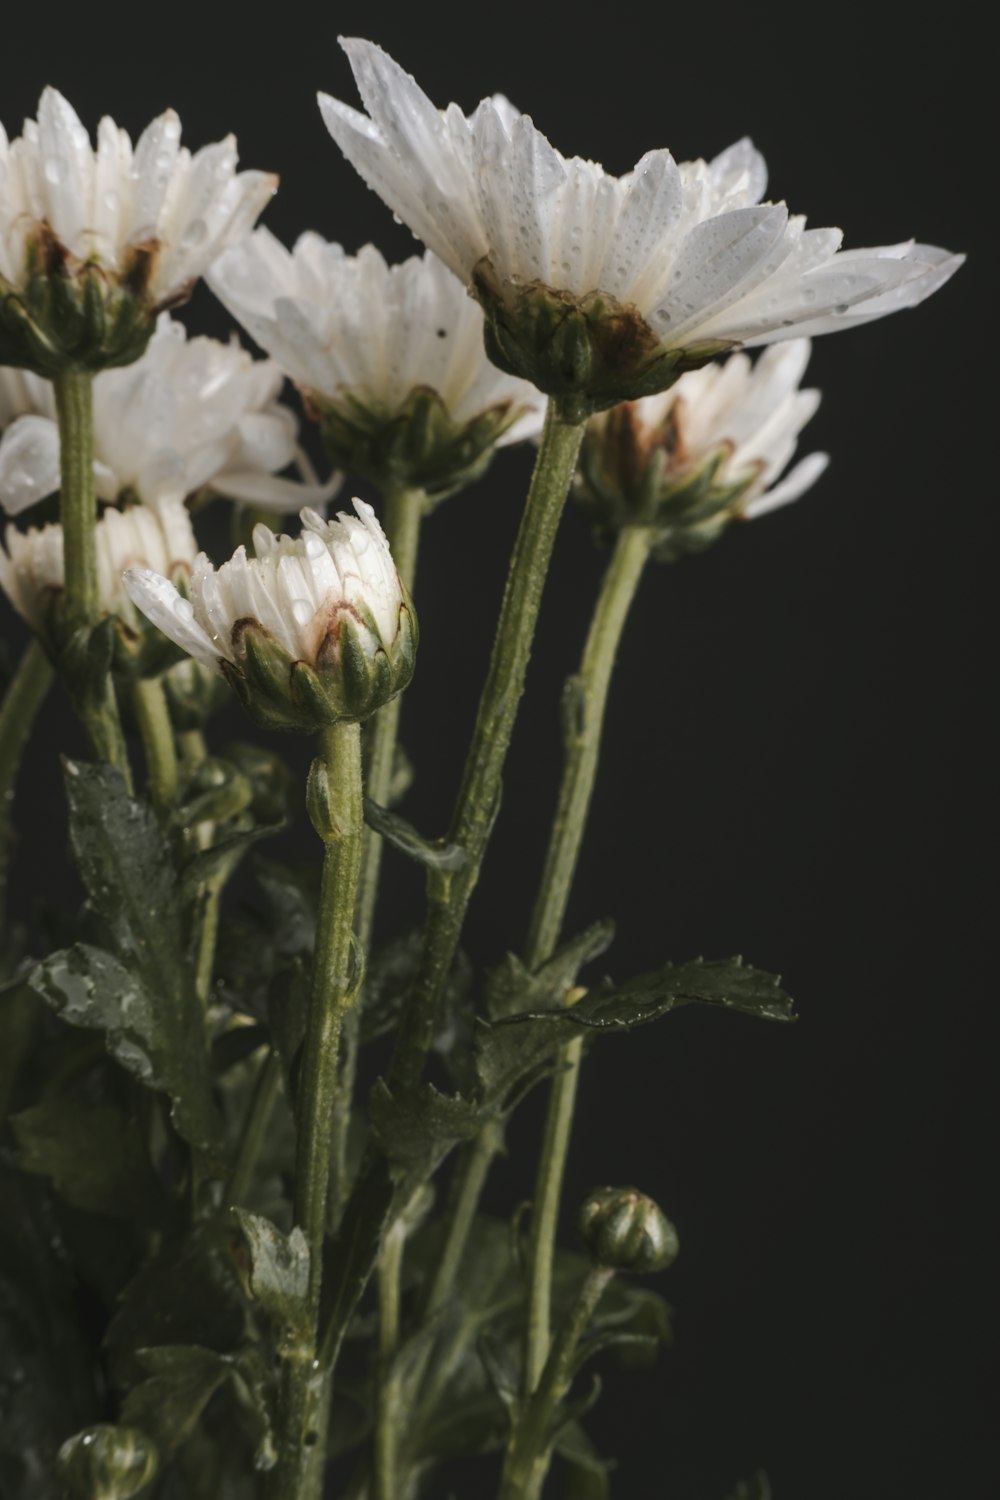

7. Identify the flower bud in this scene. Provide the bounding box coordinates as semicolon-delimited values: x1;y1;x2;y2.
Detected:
124;500;417;734
55;1424;158;1499
575;342;828;559
575;1186;679;1273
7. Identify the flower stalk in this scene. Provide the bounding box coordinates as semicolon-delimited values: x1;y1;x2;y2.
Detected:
387;402;584;1092
130;676;179;817
52;366;131;784
269;719;363;1500
521;524;653;1397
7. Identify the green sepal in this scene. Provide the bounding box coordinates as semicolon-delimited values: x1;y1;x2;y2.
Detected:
55;1423;159;1500
315;383;528;504
0;240;160;376
474;257;734;421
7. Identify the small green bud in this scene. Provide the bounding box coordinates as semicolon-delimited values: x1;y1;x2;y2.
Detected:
575;1186;679;1273
55;1424;158;1499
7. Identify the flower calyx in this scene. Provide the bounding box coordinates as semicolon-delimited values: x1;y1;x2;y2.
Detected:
575;1185;679;1274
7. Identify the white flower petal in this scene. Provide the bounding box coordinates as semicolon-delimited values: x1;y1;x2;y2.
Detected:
0;415;61;514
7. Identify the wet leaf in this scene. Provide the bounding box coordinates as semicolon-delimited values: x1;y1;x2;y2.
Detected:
27;944;220;1153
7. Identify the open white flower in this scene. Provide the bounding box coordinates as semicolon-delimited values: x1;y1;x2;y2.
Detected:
0;314;336;517
0;492;197;635
577;340;828;558
0;88;276;373
124;499;417;731
209;232;543;499
319;39;963;414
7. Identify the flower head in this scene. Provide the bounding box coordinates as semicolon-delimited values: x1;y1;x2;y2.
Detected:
0;492;197;649
320;39;963;417
209;231;542;501
124;499;417;732
0;314;335;517
0;89;276;374
576;339;828;559
575;1186;679;1274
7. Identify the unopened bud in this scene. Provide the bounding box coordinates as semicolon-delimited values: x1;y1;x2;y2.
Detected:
575;1186;678;1273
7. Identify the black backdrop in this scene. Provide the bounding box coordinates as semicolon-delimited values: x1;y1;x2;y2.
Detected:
3;3;993;1498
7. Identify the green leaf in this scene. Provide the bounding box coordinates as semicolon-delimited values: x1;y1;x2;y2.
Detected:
483;921;615;1021
368;1079;483;1182
0;1168;99;1500
230;1211;309;1347
497;956;795;1032
11;1095;164;1222
27;943;220;1153
554;1423;611;1500
180;822;285;898
359;930;424;1044
106;1220;249;1391
254;858;319;958
121;1345;233;1457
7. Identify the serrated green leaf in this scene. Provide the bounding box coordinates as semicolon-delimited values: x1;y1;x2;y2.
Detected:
498;956;795;1032
121;1345;233;1457
230;1211;309;1344
484;921;615;1022
27;943;220;1152
11;1095;164;1222
368;1079;483;1181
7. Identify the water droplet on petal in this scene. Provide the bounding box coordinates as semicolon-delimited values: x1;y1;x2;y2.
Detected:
291;598;314;627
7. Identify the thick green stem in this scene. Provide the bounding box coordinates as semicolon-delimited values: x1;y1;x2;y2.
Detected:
52;366;130;784
331;486;424;1222
522;525;652;1393
388;404;584;1093
372;1220;406;1500
223;1050;282;1209
268;720;363;1500
0;639;54;936
498;1266;615;1500
130;676;179;816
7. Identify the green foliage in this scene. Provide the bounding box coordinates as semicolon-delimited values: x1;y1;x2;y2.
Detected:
726;1473;772;1500
230;1210;310;1350
11;1094;164;1221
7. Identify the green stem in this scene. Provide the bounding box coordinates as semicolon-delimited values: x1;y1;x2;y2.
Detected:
0;639;54;936
223;1049;282;1209
52;366;130;784
268;720;363;1500
498;1266;615;1500
388;404;584;1093
522;525;652;1393
372;1220;406;1500
194;878;223;1011
130;676;179;816
331;486;424;1221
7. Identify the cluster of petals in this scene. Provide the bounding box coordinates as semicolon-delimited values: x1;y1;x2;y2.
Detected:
0;493;197;631
0;87;276;302
635;339;829;518
0;314;335;516
124;499;405;675
319;38;962;351
209;231;543;440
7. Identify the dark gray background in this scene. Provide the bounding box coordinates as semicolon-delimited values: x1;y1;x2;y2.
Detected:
3;3;993;1497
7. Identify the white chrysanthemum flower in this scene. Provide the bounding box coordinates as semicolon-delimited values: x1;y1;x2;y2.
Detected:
319;39;963;413
209;231;543;498
0;314;336;517
0;492;197;634
0;88;276;373
577;340;828;559
123;499;417;731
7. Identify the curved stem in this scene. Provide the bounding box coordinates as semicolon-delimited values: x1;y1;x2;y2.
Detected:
0;639;54;935
52;366;130;784
388;404;584;1093
130;675;179;816
498;1266;615;1500
269;721;363;1500
331;485;424;1221
521;525;652;1394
